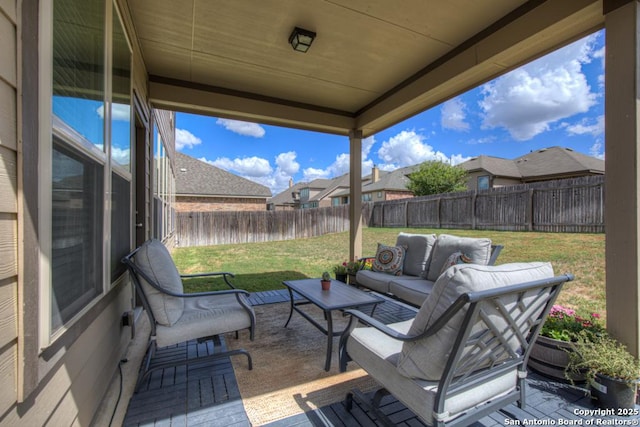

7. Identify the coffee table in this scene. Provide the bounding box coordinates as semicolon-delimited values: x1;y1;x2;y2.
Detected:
282;278;384;371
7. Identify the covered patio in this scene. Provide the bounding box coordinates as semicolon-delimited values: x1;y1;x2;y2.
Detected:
127;0;639;357
116;290;633;426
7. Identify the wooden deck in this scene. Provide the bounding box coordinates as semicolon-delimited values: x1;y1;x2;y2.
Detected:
123;290;640;426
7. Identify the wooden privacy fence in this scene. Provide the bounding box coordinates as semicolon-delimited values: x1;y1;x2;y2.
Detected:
176;204;361;247
370;175;604;233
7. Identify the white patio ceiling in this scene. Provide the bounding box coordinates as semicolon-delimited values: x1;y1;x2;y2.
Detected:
127;0;604;137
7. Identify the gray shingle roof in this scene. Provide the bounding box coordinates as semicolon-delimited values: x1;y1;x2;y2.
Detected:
460;147;603;179
175;152;271;198
460;156;522;178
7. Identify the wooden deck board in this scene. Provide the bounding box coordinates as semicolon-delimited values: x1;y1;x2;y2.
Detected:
124;289;640;426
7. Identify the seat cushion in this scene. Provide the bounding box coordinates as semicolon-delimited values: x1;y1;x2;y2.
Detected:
134;239;184;326
347;319;517;426
156;293;254;347
397;262;554;380
395;233;436;277
389;278;436;307
371;243;406;276
356;270;422;294
426;234;492;281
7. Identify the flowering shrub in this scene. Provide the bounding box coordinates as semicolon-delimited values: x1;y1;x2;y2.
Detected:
540;305;605;342
333;260;366;275
332;263;348;275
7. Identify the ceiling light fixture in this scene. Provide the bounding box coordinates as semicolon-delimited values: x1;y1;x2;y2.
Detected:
288;27;316;53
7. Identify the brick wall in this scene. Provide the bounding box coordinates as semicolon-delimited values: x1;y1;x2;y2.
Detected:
385;191;413;201
175;196;267;212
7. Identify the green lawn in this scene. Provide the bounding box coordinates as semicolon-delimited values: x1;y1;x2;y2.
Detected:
173;227;605;318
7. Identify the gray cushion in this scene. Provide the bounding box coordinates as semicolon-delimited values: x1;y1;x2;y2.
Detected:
156;293;253;347
397;262;554;380
347;319;517;425
134;239;184;326
426;234;492;281
389;278;436;307
395;233;436;277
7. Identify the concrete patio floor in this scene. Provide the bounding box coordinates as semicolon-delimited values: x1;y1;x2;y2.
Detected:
97;290;640;426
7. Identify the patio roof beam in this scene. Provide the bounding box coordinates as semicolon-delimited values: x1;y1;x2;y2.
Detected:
149;78;356;136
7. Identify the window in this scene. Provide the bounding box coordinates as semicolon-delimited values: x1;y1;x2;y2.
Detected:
478;175;490;190
153;119;176;241
51;140;104;331
47;0;133;337
362;193;372;202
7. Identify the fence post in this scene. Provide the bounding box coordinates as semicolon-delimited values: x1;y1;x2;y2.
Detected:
471;192;477;230
405;200;409;227
437;197;441;228
527;189;534;231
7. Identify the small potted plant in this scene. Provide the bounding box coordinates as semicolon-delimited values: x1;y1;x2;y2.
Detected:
320;271;332;290
345;259;364;286
332;263;348;283
566;331;640;411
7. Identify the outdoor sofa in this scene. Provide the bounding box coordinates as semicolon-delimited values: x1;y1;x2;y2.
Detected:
356;233;503;306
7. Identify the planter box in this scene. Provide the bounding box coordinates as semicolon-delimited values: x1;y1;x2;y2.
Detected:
529;336;586;382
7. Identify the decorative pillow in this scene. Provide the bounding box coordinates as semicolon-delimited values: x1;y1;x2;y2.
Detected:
426;234;492;281
439;251;473;276
371;243;406;276
395;233;436;278
134;239;185;326
397;262;554;381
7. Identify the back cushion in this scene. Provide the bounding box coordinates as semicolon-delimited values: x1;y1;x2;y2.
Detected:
134;239;185;326
426;234;492;281
397;262;554;380
395;233;436;277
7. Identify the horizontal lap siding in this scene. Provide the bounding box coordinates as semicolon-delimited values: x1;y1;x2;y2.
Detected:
0;0;18;417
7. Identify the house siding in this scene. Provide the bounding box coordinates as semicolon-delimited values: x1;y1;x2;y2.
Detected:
0;1;154;424
0;0;18;418
176;196;266;212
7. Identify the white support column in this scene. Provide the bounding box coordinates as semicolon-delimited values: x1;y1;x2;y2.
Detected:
604;0;640;357
349;130;363;261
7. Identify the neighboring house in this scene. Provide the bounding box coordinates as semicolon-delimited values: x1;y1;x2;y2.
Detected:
330;165;417;205
460;147;605;191
270;171;377;209
175;152;271;212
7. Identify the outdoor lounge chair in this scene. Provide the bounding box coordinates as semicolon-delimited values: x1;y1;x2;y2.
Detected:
122;239;256;391
339;262;572;427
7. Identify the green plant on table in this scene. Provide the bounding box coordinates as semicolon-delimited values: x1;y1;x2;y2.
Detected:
321;271;331;281
540;305;605;342
566;331;640;383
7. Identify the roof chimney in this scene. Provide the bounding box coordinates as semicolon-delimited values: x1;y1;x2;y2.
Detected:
372;165;379;183
289;178;294;188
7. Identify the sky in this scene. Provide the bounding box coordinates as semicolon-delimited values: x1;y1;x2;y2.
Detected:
175;30;605;197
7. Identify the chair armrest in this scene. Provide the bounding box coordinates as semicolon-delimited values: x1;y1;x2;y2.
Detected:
180;271;236;289
342;309;414;341
488;245;503;265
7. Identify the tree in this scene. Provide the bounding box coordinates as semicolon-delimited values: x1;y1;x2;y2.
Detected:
406;160;468;196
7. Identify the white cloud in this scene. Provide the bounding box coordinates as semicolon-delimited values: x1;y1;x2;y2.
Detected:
209;156;272;177
479;35;599;141
450;154;472;165
95;104;130;121
111;146;130;165
590;140;605;160
563;115;604;137
377;130;448;169
275;151;299;175
175;128;202;150
216;118;265;137
303;167;330;181
441;98;470;131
